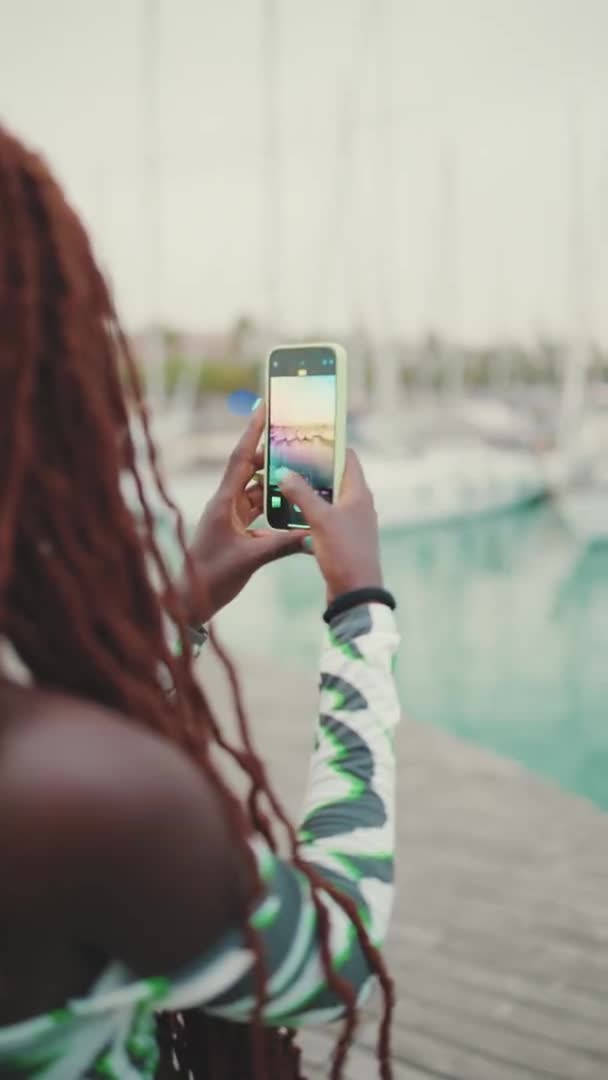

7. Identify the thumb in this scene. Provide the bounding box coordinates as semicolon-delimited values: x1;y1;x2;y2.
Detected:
249;528;303;566
276;468;328;526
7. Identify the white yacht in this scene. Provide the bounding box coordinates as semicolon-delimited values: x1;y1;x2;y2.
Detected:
160;427;546;535
351;406;547;531
358;443;546;531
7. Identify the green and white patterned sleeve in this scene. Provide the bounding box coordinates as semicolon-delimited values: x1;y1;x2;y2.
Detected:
157;601;401;1027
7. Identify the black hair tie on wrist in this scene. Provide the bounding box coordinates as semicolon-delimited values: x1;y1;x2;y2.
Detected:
323;587;396;625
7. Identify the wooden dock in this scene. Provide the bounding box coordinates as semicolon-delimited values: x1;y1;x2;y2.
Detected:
201;641;608;1080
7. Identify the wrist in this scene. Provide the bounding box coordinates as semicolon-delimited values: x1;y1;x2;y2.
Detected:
174;558;216;626
323;586;395;625
326;569;384;606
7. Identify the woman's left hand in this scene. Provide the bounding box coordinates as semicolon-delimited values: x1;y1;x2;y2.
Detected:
178;403;304;625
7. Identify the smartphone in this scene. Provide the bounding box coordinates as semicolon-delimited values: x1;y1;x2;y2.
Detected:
264;343;347;530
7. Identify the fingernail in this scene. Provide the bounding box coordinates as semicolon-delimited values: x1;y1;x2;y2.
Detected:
275;466;291;484
303;535;313;552
251;396;262;412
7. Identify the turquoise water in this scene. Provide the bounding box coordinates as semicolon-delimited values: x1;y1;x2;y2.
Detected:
216;503;608;811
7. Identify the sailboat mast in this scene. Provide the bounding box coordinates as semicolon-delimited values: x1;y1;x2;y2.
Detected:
317;0;374;407
557;106;590;452
141;0;164;398
373;0;401;421
262;0;280;340
438;141;462;400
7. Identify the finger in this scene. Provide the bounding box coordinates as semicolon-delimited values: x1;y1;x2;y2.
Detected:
253;447;265;471
276;468;329;527
302;534;315;555
248;529;304;566
250;528;315;556
222;401;266;495
243;484;264;524
339;449;368;501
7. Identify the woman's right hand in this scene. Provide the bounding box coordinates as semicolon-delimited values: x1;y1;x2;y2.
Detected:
277;450;383;604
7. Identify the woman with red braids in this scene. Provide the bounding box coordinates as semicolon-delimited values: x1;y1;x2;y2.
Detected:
0;125;401;1080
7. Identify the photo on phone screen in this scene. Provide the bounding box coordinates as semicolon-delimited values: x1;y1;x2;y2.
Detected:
266;346;337;529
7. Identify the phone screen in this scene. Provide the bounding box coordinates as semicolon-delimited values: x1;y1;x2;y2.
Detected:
266;346;337;529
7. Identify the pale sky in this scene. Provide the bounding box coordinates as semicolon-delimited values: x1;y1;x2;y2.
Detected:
2;0;608;344
271;374;335;426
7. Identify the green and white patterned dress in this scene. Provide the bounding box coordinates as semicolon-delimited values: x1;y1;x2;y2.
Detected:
0;602;400;1079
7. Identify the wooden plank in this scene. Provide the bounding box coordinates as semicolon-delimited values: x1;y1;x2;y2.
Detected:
389;971;608;1057
384;998;607;1079
359;1023;553;1080
386;948;608;1030
389;922;608;999
301;1029;438;1079
389;888;608;955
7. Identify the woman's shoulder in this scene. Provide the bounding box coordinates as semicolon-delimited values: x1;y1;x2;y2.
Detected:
0;682;196;822
0;684;190;891
0;683;251;974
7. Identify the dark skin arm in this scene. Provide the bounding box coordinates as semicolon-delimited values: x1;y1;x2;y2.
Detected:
0;691;252;987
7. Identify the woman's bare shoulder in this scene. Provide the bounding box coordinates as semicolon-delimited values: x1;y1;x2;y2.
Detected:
0;684;206;843
1;683;191;799
0;683;251;975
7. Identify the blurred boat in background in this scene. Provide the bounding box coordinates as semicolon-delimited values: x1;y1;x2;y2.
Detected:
164;445;546;534
554;431;608;544
557;482;608;544
356;444;546;530
154;400;548;534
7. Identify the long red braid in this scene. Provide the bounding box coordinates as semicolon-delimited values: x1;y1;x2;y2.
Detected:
0;124;394;1079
